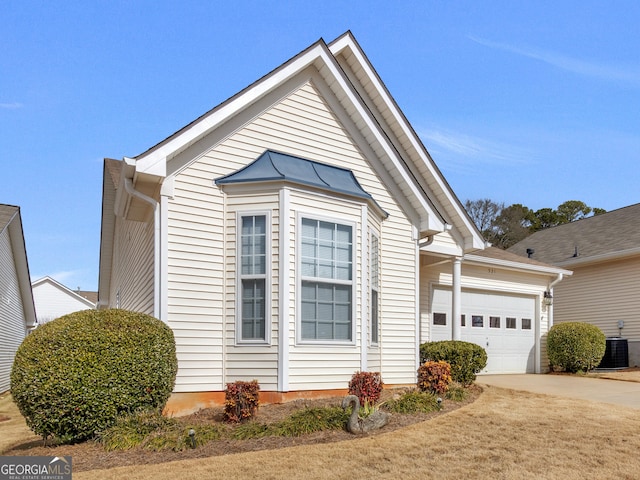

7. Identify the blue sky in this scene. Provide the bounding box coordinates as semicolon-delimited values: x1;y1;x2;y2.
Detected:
2;1;639;291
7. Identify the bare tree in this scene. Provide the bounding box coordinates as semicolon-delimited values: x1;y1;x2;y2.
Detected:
464;198;504;235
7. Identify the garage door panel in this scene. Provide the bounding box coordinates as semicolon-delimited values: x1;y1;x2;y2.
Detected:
430;287;536;374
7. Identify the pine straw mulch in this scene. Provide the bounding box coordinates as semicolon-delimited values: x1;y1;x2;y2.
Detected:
4;385;481;472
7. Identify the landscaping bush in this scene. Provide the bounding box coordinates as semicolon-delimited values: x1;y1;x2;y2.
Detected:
10;309;177;443
418;360;452;394
348;371;383;407
547;322;606;373
223;380;260;423
420;340;487;386
384;390;441;414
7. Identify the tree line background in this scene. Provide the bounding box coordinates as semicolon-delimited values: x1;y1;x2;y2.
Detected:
464;199;606;249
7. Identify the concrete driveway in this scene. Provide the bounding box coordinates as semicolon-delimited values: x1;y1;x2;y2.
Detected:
477;374;640;409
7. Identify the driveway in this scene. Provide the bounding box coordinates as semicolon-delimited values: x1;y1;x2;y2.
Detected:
477;374;640;409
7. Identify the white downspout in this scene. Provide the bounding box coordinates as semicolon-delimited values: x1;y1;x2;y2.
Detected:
123;178;162;321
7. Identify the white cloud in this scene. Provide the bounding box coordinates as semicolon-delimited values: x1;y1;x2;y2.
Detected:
468;35;640;86
0;102;23;109
420;127;531;170
31;270;84;287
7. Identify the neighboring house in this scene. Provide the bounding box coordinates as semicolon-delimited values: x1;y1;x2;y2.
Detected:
98;32;569;414
32;276;97;324
0;204;36;393
509;203;640;366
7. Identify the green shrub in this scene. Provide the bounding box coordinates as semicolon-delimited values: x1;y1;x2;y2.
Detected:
348;371;383;407
445;382;468;402
420;340;487;386
547;322;606;373
418;360;452;394
384;390;441;414
231;406;348;440
223;380;260;423
100;410;225;451
10;309;177;443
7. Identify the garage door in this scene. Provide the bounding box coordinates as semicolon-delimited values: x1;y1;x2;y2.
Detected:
430;288;536;374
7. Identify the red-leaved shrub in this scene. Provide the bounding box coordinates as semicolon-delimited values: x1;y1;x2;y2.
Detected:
348;371;383;407
223;380;260;423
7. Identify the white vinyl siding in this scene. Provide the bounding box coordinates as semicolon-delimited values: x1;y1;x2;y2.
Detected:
32;280;95;324
554;256;640;340
0;228;27;393
109;216;154;315
166;78;417;392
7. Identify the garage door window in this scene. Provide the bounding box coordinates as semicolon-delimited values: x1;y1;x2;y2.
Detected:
472;315;483;327
506;317;516;329
433;313;446;326
522;318;532;330
489;316;500;328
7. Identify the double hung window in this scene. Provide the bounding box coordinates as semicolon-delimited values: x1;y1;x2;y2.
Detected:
370;233;380;344
300;218;353;341
239;214;268;342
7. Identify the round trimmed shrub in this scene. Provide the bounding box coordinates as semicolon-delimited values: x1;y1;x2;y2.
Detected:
420;340;487;386
11;309;177;443
547;322;606;373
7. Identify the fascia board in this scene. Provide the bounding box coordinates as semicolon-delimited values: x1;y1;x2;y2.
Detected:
8;211;36;327
464;253;573;277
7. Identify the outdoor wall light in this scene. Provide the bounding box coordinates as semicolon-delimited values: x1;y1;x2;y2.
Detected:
543;291;553;306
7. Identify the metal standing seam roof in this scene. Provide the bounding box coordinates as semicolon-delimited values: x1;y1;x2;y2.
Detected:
215;150;388;216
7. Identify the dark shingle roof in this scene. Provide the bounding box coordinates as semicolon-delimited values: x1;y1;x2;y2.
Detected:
508;203;640;265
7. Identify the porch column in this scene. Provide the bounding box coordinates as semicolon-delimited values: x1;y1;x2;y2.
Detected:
452;257;462;341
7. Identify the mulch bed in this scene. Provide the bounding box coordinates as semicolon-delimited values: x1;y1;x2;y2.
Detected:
5;385;481;472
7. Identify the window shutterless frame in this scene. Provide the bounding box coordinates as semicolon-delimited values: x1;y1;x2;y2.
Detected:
297;213;356;345
370;231;380;345
236;211;271;344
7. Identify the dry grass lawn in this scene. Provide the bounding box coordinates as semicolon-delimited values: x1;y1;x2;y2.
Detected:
73;385;640;480
0;392;39;453
4;372;640;480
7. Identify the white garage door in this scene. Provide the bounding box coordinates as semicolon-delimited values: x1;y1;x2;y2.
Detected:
430;288;536;374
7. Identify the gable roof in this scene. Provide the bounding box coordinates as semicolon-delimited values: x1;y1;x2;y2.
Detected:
32;276;97;308
508;203;640;267
0;204;36;328
216;150;387;217
124;31;484;251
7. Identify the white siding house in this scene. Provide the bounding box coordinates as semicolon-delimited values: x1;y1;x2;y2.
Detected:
509;203;640;367
0;204;36;393
99;33;569;414
31;276;96;324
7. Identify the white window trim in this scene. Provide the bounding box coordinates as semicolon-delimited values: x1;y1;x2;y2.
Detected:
369;229;380;347
235;210;272;345
296;211;357;346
